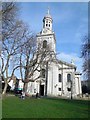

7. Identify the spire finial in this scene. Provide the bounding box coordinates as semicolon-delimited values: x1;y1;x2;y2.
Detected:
47;7;50;15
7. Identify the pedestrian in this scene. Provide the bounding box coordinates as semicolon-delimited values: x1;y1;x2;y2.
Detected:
36;93;38;99
21;91;25;99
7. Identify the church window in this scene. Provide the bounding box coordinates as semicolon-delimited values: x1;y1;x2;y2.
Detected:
46;24;48;26
42;69;45;78
58;88;61;91
34;89;36;93
58;74;62;82
67;74;71;82
46;21;48;23
43;40;47;48
49;24;50;27
67;88;71;91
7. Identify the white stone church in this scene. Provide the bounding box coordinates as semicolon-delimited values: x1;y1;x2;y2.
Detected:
26;9;82;98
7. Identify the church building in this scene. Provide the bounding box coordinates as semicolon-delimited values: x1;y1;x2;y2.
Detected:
26;9;82;98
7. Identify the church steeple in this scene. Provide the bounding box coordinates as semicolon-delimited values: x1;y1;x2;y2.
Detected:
43;8;53;31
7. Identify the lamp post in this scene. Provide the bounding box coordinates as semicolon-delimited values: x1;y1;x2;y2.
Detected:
71;73;74;100
45;61;48;96
71;79;73;99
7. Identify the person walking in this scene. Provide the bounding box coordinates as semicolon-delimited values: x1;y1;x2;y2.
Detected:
36;93;38;99
21;91;25;99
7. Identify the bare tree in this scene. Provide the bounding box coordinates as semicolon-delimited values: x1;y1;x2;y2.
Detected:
81;36;90;80
1;2;18;96
81;36;90;93
17;33;37;91
1;20;33;95
18;39;54;93
1;2;55;96
2;2;18;41
1;2;36;96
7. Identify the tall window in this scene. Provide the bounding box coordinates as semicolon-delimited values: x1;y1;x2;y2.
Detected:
58;74;62;82
58;88;61;91
67;88;71;91
43;40;47;48
67;74;71;82
46;21;48;23
42;69;45;78
46;24;48;27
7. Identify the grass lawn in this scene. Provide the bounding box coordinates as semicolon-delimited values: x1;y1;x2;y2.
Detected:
2;96;89;118
0;99;2;120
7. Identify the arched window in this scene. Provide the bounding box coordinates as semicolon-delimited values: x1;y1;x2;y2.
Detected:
67;74;71;82
58;74;62;82
67;88;71;91
46;24;48;27
43;40;47;48
42;69;45;78
58;88;61;91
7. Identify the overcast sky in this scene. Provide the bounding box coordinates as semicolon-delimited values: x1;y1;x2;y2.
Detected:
15;2;88;80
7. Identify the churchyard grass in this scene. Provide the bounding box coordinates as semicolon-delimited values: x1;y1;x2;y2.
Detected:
2;96;89;118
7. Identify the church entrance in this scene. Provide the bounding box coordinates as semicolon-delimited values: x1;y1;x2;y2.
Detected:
40;85;44;96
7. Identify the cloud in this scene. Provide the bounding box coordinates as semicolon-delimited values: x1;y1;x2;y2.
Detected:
57;52;82;63
75;18;88;40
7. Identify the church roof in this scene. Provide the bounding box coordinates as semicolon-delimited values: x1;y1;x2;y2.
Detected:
57;59;77;68
75;72;82;75
44;14;52;19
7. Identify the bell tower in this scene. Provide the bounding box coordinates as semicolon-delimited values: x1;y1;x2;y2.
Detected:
36;8;56;54
43;8;53;31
